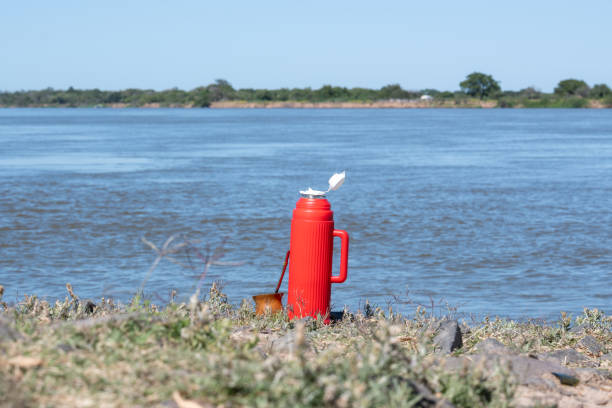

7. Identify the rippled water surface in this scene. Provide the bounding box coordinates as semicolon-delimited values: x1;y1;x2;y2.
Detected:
1;108;611;319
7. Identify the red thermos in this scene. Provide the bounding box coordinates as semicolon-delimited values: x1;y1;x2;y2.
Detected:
287;192;349;322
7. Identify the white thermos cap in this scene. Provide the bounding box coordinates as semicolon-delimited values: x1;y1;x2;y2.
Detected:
299;171;346;196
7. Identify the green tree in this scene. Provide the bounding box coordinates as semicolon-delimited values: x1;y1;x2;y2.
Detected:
460;72;501;99
191;87;211;107
207;79;235;102
554;79;590;97
589;83;611;99
348;87;378;100
274;88;290;101
420;88;440;97
519;86;542;99
313;85;350;101
254;89;274;101
288;87;313;101
379;84;411;99
105;92;122;104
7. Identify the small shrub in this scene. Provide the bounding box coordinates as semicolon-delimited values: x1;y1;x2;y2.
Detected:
497;98;516;108
556;97;590;108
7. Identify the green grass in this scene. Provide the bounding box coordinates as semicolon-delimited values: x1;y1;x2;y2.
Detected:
1;284;610;407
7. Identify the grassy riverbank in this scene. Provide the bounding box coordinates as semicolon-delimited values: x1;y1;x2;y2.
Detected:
1;284;610;407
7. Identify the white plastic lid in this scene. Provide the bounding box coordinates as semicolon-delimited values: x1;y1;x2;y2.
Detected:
299;171;346;197
299;187;326;197
327;171;345;191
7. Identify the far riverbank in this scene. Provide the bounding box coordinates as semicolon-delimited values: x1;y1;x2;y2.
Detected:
209;99;610;109
4;78;611;108
2;99;609;108
209;99;500;108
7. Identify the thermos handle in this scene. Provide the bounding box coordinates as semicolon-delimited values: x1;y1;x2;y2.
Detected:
330;229;349;284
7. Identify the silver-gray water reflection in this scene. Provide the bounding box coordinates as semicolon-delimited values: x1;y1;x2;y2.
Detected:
1;108;611;320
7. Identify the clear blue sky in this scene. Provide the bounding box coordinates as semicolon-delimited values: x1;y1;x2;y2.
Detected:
2;0;611;92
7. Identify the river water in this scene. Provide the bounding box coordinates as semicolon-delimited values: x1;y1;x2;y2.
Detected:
1;108;611;320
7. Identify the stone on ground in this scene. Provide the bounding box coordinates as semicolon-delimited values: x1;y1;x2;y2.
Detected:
433;320;463;353
539;348;590;365
473;338;509;354
578;335;605;356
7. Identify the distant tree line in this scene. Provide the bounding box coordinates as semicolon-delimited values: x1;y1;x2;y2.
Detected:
1;74;611;108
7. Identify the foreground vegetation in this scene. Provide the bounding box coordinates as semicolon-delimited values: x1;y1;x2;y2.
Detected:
1;74;611;108
1;283;610;407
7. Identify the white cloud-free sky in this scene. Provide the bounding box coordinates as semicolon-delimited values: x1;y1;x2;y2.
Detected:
2;0;611;92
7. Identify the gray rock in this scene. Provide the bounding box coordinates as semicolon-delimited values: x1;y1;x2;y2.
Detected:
574;367;611;381
578;335;605;356
433;320;463;353
484;353;577;387
601;352;612;362
443;352;578;387
442;356;471;372
474;338;510;354
568;322;591;333
540;349;589;365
